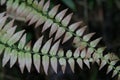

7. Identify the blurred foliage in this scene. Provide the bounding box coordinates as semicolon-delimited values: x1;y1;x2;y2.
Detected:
60;0;77;11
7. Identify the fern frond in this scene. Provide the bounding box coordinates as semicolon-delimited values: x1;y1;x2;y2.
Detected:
5;0;102;55
0;16;93;74
4;0;81;42
0;0;120;79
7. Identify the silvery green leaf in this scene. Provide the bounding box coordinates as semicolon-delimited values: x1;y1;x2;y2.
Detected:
74;48;80;58
28;15;39;25
38;0;44;10
106;65;113;74
69;21;82;32
76;26;87;36
6;0;13;12
33;36;43;52
68;58;75;73
18;33;26;49
2;48;11;67
25;52;32;72
107;53;119;61
110;61;118;66
93;52;100;61
73;37;81;47
116;66;120;73
77;58;83;69
16;3;26;16
112;70;118;78
99;60;107;70
42;55;49;75
41;38;52;54
33;54;40;73
1;26;17;43
3;20;14;31
96;59;100;65
79;42;88;50
86;48;94;58
97;47;106;54
10;50;17;68
35;16;46;28
90;38;102;47
49;23;58;37
0;16;7;30
85;48;94;58
62;32;72;44
42;19;53;32
20;7;32;17
11;0;19;12
83;33;95;42
43;0;50;14
49;4;60;18
59;58;66;73
66;50;72;58
83;59;90;69
55;9;68;22
80;49;86;58
18;52;25;73
50;40;60;56
55;27;65;41
112;66;120;77
26;11;34;21
7;30;25;46
58;49;64;57
51;57;57;73
62;13;73;26
24;41;31;51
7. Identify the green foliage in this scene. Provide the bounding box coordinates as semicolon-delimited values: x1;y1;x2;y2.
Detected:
60;0;76;11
